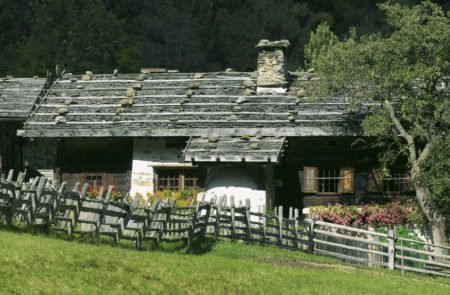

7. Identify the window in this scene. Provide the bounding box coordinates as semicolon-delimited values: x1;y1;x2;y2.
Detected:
156;169;202;191
302;166;354;193
318;168;340;193
368;169;413;193
86;175;103;188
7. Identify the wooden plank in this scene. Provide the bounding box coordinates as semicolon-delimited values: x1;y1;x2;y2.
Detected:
397;237;450;250
19;126;353;138
396;246;450;260
396;255;450;269
245;199;251;241
315;249;389;267
313;220;388;237
278;206;283;245
388;228;395;270
313;238;389;256
294;208;299;249
230;196;236;240
313;229;388;247
394;265;450;277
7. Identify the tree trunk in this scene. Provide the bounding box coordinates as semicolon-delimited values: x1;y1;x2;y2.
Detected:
413;179;449;257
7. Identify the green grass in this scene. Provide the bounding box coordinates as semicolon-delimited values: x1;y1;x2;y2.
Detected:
0;228;449;295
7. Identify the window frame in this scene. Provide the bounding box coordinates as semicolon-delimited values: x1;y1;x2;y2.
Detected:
302;166;354;194
155;168;202;191
85;174;104;188
368;168;413;193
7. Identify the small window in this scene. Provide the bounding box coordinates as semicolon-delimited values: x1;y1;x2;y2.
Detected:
156;169;202;191
318;168;340;193
86;175;103;188
157;171;180;191
368;169;413;193
302;166;354;193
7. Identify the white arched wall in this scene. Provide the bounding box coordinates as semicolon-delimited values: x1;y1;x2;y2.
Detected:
203;166;266;212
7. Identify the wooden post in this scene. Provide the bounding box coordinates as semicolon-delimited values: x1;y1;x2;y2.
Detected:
201;201;212;237
215;196;224;240
230;196;236;240
288;207;293;247
388;227;396;270
245;199;251;242
294;208;299;249
278;205;283;246
308;218;315;253
261;204;267;243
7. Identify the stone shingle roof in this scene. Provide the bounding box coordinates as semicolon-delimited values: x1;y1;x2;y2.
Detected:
19;71;365;138
183;135;285;163
0;77;46;121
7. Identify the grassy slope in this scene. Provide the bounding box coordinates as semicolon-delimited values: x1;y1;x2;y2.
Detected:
0;230;449;295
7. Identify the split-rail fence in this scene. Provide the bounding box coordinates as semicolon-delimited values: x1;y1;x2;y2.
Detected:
1;170;449;277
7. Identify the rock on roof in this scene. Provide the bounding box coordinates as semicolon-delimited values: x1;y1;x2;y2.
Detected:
0;77;47;121
19;71;366;138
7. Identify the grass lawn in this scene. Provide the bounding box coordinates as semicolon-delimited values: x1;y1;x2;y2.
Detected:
0;228;449;295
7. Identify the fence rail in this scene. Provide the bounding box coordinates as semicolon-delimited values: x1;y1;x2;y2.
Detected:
1;170;449;277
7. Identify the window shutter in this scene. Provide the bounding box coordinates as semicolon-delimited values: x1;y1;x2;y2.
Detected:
368;168;383;192
79;174;85;187
303;166;318;193
339;167;354;193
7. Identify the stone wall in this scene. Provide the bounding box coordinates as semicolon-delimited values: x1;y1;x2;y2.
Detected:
256;39;290;92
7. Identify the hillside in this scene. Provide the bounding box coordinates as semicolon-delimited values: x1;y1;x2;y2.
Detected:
0;229;449;294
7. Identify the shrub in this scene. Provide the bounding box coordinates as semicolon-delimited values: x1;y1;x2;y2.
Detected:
85;184;122;201
310;202;424;227
146;189;198;207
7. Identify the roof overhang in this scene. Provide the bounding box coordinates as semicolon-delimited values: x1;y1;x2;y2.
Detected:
183;136;286;163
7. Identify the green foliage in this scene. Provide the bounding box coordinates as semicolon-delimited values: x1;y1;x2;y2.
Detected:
420;136;450;231
312;1;450;236
304;22;338;70
361;110;392;137
13;0;142;76
145;189;198;206
7;1;449;75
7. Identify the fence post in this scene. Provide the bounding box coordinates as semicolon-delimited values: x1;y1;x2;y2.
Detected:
230;196;236;240
308;218;315;253
261;204;267;243
245;199;251;242
278;205;283;246
388;227;396;270
294;208;299;249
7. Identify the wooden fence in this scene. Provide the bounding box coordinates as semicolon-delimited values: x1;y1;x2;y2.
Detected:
1;170;449;278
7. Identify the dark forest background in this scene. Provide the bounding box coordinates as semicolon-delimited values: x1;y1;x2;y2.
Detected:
1;0;449;76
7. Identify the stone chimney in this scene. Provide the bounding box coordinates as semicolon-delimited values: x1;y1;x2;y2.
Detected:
255;39;290;93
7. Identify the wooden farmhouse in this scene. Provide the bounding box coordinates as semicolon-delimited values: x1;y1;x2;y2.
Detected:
2;40;414;213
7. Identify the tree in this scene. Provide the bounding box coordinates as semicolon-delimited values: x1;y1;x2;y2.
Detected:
312;1;450;249
304;22;338;70
14;0;142;76
0;0;35;75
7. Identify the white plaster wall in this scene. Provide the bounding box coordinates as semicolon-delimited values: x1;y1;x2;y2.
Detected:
130;138;191;197
203;166;266;213
131;139;268;212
